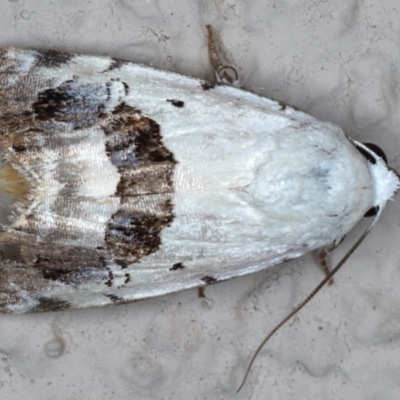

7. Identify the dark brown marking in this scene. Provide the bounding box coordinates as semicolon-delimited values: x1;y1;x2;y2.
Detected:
115;164;176;198
105;209;174;261
39;265;109;285
34;248;107;271
107;58;128;71
12;144;27;152
105;107;175;165
115;260;129;269
0;49;178;293
106;82;112;101
34;49;74;69
32;80;108;129
170;263;185;271
278;101;286;111
32;247;110;286
42;268;72;281
102;101;177;263
104;105;177;199
130;118;173;163
166;99;184;108
201;81;215;91
105;271;114;287
201;276;218;285
110;101;137;115
122;81;130;95
31;297;71;312
198;287;206;298
124;273;130;284
105;294;123;303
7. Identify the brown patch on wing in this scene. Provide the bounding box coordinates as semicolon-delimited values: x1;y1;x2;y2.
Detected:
0;49;177;284
23;245;110;286
34;49;74;68
33;246;107;271
0;53;109;142
103;103;177;261
104;103;176;198
32;80;108;129
105;207;174;262
0;264;74;312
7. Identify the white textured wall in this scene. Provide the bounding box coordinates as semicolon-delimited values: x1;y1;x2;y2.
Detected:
1;1;400;399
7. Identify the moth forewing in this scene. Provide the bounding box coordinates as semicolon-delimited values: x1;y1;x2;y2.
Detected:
0;47;398;317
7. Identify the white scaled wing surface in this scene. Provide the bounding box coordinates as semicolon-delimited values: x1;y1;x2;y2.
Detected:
0;48;398;313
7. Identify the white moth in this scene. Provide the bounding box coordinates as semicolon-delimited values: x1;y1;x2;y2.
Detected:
0;31;398;321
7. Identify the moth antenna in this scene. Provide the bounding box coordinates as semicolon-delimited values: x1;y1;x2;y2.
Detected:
236;214;381;393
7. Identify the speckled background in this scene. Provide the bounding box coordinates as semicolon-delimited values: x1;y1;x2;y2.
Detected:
1;1;400;399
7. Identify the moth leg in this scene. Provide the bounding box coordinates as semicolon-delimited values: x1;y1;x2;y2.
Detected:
205;25;238;85
317;237;345;285
318;248;334;285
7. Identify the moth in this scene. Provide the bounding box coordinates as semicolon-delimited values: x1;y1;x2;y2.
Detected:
0;38;398;316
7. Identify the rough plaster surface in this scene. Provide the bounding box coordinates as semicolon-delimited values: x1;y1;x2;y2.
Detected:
1;1;400;399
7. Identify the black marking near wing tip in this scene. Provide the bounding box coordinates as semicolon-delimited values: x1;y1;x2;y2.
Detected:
170;263;185;271
34;49;74;69
166;99;185;108
201;276;218;285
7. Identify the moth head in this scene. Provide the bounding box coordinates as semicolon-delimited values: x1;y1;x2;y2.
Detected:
352;140;400;220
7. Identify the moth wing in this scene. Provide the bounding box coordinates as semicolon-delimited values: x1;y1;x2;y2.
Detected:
0;48;375;312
